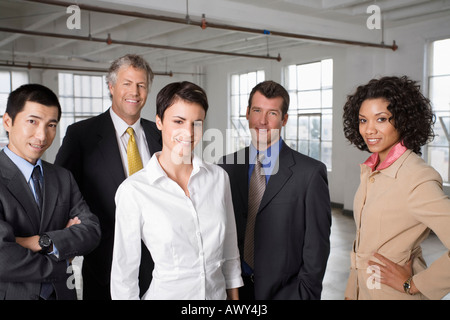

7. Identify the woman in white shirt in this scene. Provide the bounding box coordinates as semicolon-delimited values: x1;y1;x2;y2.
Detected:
111;81;243;300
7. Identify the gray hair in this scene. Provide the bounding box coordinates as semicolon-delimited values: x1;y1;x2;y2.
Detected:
106;54;154;97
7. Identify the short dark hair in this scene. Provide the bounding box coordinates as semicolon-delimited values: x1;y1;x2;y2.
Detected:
343;76;435;155
156;81;208;121
6;83;61;123
247;80;290;116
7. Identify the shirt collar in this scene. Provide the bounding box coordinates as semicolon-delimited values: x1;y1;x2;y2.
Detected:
3;145;43;182
109;107;142;136
147;151;208;185
249;137;282;165
362;141;408;172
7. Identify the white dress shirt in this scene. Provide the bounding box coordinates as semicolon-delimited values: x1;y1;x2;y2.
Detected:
111;152;243;300
109;108;151;177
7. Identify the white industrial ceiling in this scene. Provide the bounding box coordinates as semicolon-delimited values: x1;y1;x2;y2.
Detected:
0;0;449;75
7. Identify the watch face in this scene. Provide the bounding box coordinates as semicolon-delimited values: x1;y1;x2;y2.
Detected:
39;234;52;249
42;235;51;246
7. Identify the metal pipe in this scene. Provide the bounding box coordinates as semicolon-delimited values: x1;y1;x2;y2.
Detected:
23;0;398;51
0;27;282;61
0;61;174;76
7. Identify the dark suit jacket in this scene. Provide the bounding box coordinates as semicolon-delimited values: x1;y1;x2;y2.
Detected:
219;141;331;300
0;151;101;300
54;109;161;299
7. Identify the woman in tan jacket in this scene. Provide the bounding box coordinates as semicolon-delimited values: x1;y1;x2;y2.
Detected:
342;76;450;300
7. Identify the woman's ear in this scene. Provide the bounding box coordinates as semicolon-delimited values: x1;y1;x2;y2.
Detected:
156;115;162;130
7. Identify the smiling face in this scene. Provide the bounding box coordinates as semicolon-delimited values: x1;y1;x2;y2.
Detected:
109;65;148;125
156;99;206;161
246;91;288;150
3;101;59;165
359;98;401;163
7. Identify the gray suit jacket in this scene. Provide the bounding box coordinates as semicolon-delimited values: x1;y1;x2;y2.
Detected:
219;141;331;299
0;150;101;300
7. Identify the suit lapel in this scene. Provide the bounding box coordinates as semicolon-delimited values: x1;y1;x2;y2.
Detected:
258;142;294;213
236;148;250;218
97;111;126;186
0;151;41;231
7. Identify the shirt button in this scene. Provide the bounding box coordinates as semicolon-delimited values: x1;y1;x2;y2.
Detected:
369;177;375;183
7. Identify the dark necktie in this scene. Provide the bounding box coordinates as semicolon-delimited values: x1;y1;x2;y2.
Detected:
244;153;266;269
31;166;43;211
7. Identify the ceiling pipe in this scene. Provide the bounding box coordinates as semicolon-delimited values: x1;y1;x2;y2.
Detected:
0;61;174;76
0;27;282;61
23;0;398;51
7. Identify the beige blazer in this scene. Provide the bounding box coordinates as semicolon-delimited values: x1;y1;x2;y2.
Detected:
345;150;450;300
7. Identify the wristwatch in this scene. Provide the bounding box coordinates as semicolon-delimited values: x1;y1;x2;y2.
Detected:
38;234;53;254
403;276;414;295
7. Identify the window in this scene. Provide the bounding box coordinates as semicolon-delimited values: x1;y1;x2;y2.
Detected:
283;59;333;170
0;70;29;148
58;73;110;143
427;38;450;183
229;70;265;153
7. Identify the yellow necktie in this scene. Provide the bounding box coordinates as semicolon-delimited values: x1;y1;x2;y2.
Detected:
126;127;143;176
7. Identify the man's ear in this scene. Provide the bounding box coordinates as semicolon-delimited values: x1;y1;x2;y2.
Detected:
281;113;289;127
3;112;12;133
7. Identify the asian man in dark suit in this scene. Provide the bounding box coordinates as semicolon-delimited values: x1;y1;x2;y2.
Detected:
0;84;101;300
55;54;162;299
219;80;331;300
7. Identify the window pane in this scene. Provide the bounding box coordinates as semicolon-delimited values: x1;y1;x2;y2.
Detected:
240;94;248;116
428;146;449;182
0;71;11;92
285;115;297;140
310;116;321;140
11;71;28;90
322;89;333;108
247;72;257;92
429;76;450;111
239;74;248;94
91;76;103;98
59;73;73;96
322;114;333;141
0;93;9;115
286;65;297;90
321;59;333;88
299;91;321;109
321;141;332;170
432;39;450;76
298;116;309;140
297;62;320;90
309;141;320;160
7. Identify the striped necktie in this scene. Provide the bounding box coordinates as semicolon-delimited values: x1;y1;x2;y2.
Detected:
244;153;266;269
126;127;143;176
31;166;43;211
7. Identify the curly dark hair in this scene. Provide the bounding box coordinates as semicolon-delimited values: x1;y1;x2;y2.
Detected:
343;76;435;155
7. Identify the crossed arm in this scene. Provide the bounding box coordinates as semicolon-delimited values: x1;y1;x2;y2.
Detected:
15;217;81;254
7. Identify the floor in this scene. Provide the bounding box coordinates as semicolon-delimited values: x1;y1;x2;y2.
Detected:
73;208;449;300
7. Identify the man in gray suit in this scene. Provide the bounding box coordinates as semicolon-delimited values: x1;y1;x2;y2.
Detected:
0;84;101;300
219;81;331;300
